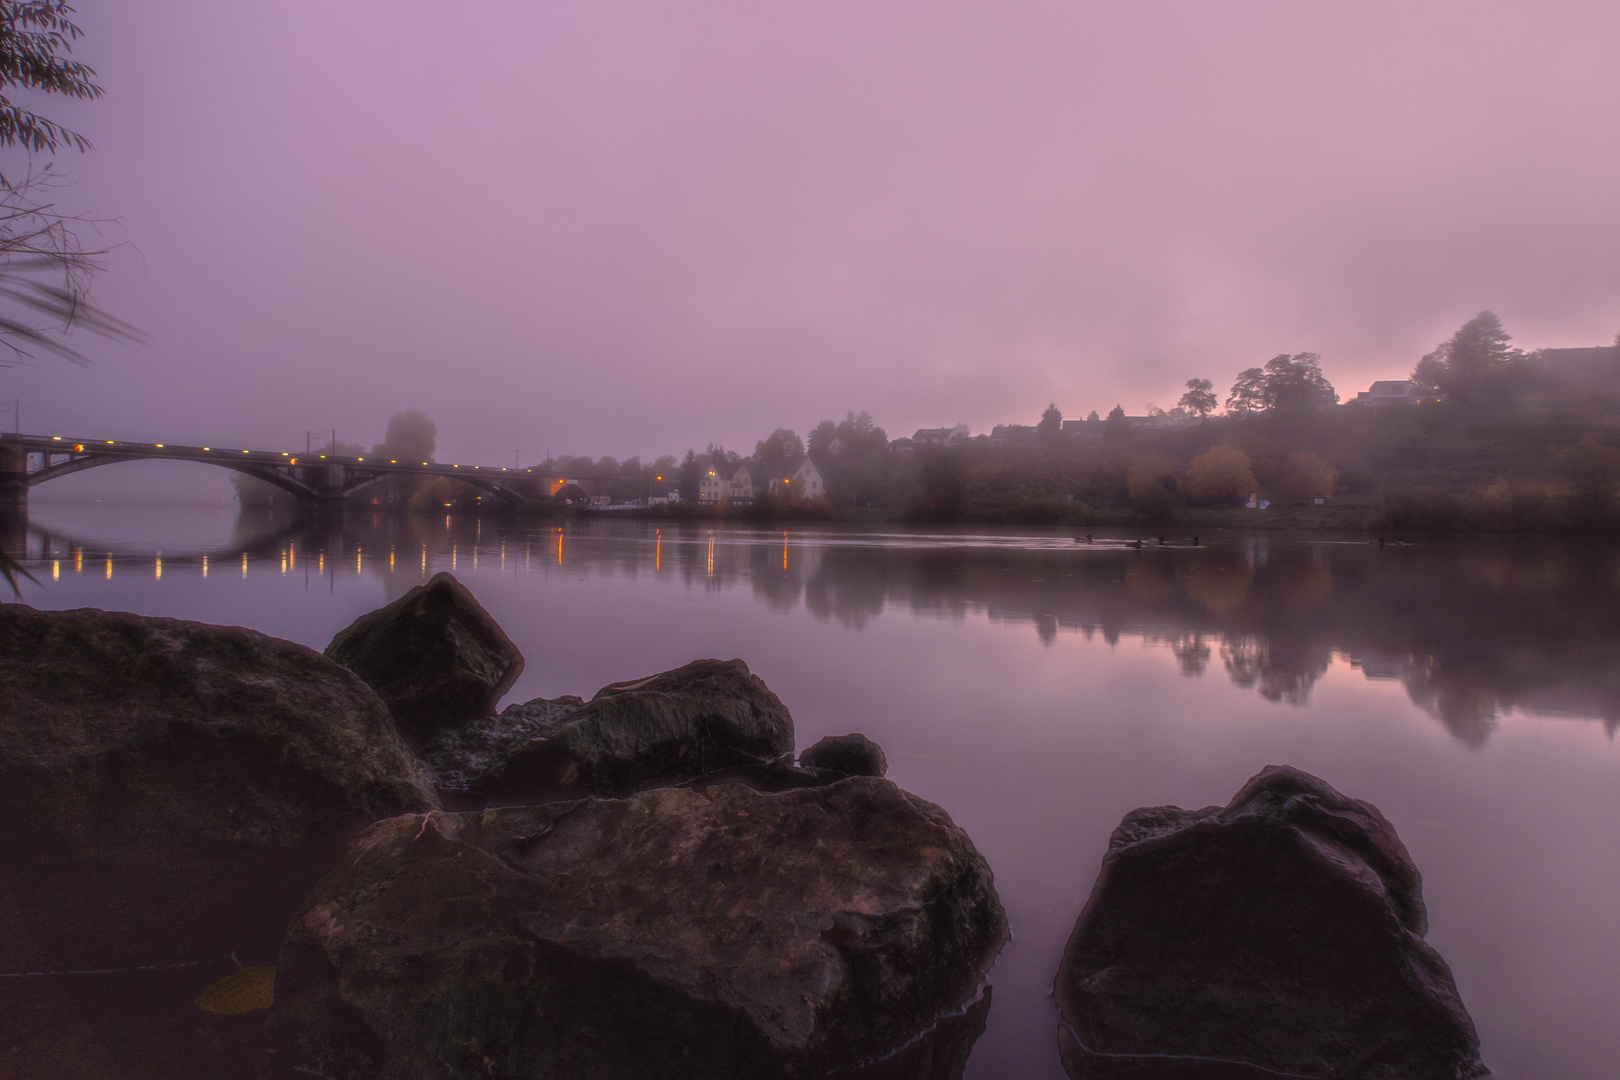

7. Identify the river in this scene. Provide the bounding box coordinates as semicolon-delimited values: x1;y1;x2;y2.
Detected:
11;503;1620;1079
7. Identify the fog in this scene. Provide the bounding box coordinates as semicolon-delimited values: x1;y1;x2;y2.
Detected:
5;0;1618;481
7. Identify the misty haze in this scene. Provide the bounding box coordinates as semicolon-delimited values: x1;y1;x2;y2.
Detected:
2;3;1618;1080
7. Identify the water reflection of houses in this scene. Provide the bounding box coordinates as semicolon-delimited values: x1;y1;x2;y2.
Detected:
26;511;1620;745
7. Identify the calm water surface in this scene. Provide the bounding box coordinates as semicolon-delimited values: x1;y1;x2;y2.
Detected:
13;504;1620;1079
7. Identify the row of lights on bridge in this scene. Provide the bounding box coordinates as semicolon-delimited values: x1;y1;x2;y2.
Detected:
43;435;535;473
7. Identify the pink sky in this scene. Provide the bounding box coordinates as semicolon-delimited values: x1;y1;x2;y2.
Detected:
6;0;1618;471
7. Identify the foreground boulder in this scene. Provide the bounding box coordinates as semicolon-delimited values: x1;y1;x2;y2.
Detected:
274;778;1008;1079
325;571;524;746
0;605;438;972
479;658;796;800
1054;765;1487;1080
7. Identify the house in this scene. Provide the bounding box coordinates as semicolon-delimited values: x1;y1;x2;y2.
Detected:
726;463;757;503
697;466;726;503
1351;380;1421;406
888;437;915;455
767;455;824;501
912;427;955;446
1061;415;1148;438
989;424;1036;446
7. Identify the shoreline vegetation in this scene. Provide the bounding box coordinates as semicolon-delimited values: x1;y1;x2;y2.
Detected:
232;313;1620;536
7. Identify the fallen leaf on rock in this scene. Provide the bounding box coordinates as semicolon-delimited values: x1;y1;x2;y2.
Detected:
197;966;275;1014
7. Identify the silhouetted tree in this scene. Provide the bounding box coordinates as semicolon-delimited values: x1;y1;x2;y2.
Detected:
676;449;702;502
1225;368;1266;414
1260;353;1337;411
371;410;437;464
1414;311;1524;404
1037;402;1062;442
753;428;804;477
807;419;838;459
1178;378;1218;418
1103;404;1128;440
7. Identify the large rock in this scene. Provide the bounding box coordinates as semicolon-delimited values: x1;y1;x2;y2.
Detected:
0;605;438;973
480;658;796;800
1054;765;1487;1080
325;571;524;745
801;732;888;779
273;778;1009;1079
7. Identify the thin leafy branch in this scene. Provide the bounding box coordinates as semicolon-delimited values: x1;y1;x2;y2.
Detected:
0;2;140;595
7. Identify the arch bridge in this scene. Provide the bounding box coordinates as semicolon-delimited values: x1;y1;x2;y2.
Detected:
0;433;564;511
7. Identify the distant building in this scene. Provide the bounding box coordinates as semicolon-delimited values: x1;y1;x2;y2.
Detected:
768;455;824;500
912;428;954;446
1061;416;1148;437
726;463;757;503
888;437;916;454
989;424;1036;446
1539;346;1620;383
698;466;726;503
1351;380;1421;406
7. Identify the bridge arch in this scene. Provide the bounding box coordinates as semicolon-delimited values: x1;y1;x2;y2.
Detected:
25;453;323;501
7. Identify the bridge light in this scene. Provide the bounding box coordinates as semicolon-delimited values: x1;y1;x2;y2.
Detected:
390;459;396;463
357;457;363;461
52;435;61;440
203;447;210;451
282;452;289;456
74;444;83;452
106;440;114;444
155;444;164;448
242;450;249;454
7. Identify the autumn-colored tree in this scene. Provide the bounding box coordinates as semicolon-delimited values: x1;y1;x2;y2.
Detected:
1185;444;1257;503
1278;451;1337;504
1127;453;1177;504
1128;452;1178;521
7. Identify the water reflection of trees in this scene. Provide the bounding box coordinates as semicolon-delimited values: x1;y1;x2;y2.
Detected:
27;512;1620;745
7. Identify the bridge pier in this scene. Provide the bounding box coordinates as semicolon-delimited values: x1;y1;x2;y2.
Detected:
0;442;27;508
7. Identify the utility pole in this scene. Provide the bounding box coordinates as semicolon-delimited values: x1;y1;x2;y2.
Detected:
331;429;336;456
306;431;311;454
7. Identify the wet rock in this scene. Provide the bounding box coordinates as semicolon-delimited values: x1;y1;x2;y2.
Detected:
415;693;585;797
801;732;888;778
273;778;1008;1079
0;605;438;973
1054;765;1488;1080
481;658;796;800
324;571;524;746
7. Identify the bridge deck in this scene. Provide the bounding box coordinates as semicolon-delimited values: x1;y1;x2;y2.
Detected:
0;432;555;481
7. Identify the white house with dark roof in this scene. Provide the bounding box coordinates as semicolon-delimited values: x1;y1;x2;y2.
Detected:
768;455;824;501
1351;380;1420;406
